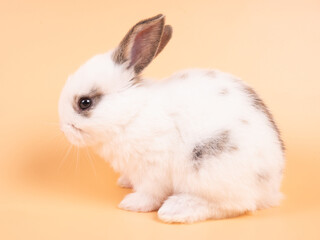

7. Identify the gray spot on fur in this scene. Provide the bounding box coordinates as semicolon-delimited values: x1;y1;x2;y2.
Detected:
279;167;285;176
229;145;238;151
219;88;229;95
243;85;285;151
240;119;249;124
206;70;217;78
192;130;237;163
179;73;188;79
256;172;270;183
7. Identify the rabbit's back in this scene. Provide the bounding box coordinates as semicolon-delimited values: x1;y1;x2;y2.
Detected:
144;69;285;210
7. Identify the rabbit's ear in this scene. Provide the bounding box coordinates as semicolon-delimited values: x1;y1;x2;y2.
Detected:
154;25;172;58
113;14;170;74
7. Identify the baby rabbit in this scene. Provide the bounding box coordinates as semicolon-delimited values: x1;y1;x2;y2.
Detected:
59;14;285;223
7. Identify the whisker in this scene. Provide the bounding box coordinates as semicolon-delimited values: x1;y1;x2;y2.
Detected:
47;131;63;144
86;147;97;177
75;147;79;173
42;121;60;125
58;144;72;172
40;121;61;129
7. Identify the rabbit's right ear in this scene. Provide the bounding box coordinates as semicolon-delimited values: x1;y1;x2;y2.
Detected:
113;14;171;75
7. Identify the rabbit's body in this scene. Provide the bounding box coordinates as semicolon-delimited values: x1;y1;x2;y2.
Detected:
59;15;285;223
96;68;284;222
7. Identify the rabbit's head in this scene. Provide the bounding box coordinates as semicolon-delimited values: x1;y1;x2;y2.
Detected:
58;14;172;146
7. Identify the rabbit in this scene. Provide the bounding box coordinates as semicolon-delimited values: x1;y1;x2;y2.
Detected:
58;14;285;223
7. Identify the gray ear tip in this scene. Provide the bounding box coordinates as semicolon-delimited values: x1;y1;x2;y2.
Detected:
165;25;173;32
156;14;165;18
138;14;165;26
153;14;165;21
164;25;173;39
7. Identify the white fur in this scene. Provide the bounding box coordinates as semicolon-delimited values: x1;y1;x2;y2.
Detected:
59;51;285;223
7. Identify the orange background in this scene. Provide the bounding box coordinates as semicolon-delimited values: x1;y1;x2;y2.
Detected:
1;0;320;239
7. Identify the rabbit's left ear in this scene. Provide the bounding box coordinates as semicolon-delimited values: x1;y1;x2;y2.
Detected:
113;14;172;74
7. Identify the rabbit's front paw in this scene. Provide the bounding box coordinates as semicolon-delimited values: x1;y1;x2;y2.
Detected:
119;192;161;212
117;175;132;189
158;194;212;223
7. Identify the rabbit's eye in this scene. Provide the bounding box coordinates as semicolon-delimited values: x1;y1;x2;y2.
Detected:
79;97;92;110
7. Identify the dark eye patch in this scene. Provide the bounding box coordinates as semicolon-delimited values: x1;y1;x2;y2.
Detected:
73;88;104;117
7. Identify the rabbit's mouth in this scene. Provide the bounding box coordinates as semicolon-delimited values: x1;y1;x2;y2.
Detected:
60;123;89;147
70;123;84;133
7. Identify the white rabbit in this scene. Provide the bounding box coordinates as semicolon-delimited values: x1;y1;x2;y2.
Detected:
59;14;285;223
